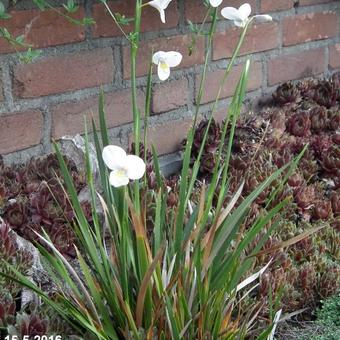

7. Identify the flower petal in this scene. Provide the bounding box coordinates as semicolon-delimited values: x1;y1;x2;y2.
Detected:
102;145;127;171
238;3;251;20
254;14;272;23
152;51;166;65
220;7;242;21
164;51;182;67
157;61;171;80
148;0;161;11
109;170;129;188
148;1;166;22
209;0;223;7
234;19;246;27
125;155;146;180
159;8;166;23
149;0;172;10
162;0;173;9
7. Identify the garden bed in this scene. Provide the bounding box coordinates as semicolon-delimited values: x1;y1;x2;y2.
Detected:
0;74;339;338
181;73;340;318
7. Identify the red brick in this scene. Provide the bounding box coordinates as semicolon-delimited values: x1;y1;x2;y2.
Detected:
298;0;334;5
329;44;340;69
185;0;256;23
13;49;113;98
138;118;193;155
123;35;205;79
268;48;325;85
0;110;43;154
196;61;262;104
213;22;279;60
213;107;235;124
260;0;294;12
92;0;179;37
283;12;337;46
52;89;144;139
0;8;85;53
152;79;189;113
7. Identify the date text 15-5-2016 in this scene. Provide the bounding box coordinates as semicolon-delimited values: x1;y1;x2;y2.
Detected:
3;336;63;340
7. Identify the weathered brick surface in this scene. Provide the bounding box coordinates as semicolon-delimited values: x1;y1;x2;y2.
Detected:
0;0;337;158
52;89;144;139
13;49;114;98
298;0;335;5
0;8;85;53
268;48;325;85
185;0;257;23
260;0;294;12
152;79;189;113
137;118;193;155
0;110;43;154
123;35;205;78
283;12;337;46
0;76;3;102
213;22;279;60
92;0;179;37
196;61;262;104
329;44;340;69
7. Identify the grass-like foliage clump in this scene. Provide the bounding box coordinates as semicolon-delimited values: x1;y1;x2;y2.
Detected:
185;74;339;316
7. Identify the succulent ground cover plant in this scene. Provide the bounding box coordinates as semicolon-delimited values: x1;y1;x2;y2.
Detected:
0;220;33;297
0;154;91;336
0;219;74;338
0;154;90;257
184;73;340;317
276;294;340;339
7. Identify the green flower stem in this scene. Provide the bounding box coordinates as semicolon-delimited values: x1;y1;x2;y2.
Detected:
213;61;250;224
193;8;218;128
202;23;253;212
131;0;142;213
181;20;253;258
173;8;218;255
194;18;253;168
181;19;253;240
103;1;131;42
131;0;142;152
143;57;153;195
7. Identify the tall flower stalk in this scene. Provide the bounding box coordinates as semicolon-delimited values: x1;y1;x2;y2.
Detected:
131;0;142;154
130;0;143;213
193;7;218;128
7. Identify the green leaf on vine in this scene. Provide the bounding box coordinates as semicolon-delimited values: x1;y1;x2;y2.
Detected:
0;27;11;39
33;0;47;11
63;0;79;14
188;20;199;34
15;35;25;44
115;12;134;26
80;17;96;26
0;1;11;19
19;48;42;64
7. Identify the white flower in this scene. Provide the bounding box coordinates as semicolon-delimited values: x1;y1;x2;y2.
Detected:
147;0;173;23
102;145;146;188
209;0;223;7
254;14;272;23
221;3;251;27
152;51;182;81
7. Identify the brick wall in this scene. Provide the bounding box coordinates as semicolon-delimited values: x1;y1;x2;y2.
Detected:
0;0;339;163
